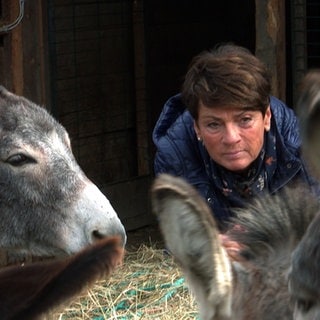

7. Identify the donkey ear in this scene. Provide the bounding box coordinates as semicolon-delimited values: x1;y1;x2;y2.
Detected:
0;236;124;319
0;86;32;109
0;86;17;103
296;70;320;178
0;87;19;133
151;174;232;320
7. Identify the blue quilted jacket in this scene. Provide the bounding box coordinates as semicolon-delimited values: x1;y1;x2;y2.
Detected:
153;93;317;227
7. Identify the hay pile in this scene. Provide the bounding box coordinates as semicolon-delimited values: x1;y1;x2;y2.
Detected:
56;243;199;319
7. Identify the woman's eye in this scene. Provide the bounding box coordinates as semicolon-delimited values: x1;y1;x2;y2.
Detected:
6;154;36;166
242;117;252;123
240;117;253;126
208;122;220;129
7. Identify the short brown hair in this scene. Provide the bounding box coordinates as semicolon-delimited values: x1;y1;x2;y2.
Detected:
181;44;271;119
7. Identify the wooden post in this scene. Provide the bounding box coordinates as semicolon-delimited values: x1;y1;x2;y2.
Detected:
290;0;307;105
0;1;50;105
255;0;286;101
9;0;24;95
133;0;150;176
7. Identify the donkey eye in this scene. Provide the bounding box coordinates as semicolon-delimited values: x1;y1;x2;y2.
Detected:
6;153;37;166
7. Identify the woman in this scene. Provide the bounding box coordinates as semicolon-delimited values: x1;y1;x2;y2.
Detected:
153;43;318;231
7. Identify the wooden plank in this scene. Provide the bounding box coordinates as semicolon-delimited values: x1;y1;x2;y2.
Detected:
0;1;50;106
133;0;150;176
9;0;24;95
103;176;156;231
77;132;137;183
255;0;286;101
290;0;307;104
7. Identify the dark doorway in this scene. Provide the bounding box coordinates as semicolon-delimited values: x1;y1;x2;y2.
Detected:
144;0;256;131
307;0;320;68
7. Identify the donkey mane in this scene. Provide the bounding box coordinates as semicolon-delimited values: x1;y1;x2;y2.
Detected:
229;185;320;259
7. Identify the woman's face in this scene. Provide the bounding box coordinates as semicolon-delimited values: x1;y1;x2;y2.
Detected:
194;102;271;173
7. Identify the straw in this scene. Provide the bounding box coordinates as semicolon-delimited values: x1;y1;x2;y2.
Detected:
55;243;199;319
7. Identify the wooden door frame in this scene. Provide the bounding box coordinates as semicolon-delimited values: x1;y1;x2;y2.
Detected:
255;0;287;102
0;0;50;106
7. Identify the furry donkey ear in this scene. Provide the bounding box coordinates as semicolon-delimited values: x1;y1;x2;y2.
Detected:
289;70;320;319
0;86;18;103
0;86;11;111
296;70;320;178
0;86;34;109
151;174;232;320
0;236;124;320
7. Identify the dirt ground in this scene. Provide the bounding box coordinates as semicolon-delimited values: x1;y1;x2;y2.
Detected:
126;223;164;250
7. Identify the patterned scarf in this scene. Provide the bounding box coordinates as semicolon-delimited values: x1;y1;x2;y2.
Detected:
209;131;277;208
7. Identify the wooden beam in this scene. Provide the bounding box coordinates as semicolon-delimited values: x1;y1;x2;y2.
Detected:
10;0;24;95
0;1;50;106
255;0;286;101
290;0;307;104
133;0;150;176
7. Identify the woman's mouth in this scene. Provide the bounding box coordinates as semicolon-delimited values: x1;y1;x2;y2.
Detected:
223;151;243;160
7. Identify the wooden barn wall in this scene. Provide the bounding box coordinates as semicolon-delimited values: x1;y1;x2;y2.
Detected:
47;0;137;185
289;0;308;106
0;1;50;102
0;0;308;232
47;1;154;230
306;0;320;68
144;0;256;136
287;0;320;106
255;0;286;101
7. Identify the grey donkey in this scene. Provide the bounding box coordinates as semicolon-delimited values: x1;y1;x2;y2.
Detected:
0;86;126;258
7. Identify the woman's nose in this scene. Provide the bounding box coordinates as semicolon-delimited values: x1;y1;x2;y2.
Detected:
222;124;241;144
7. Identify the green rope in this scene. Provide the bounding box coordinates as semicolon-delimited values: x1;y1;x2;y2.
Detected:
92;277;188;319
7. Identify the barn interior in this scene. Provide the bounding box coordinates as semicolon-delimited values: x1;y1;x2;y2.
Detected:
0;0;319;233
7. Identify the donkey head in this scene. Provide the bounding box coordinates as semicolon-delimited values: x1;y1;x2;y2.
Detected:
0;86;126;257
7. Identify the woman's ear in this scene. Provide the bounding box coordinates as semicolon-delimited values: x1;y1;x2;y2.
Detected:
264;106;272;132
194;121;202;141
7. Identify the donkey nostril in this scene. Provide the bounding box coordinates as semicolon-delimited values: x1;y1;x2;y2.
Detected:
92;230;106;241
91;228;127;247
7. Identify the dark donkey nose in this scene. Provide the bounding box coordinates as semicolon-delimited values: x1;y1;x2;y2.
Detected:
92;225;127;247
